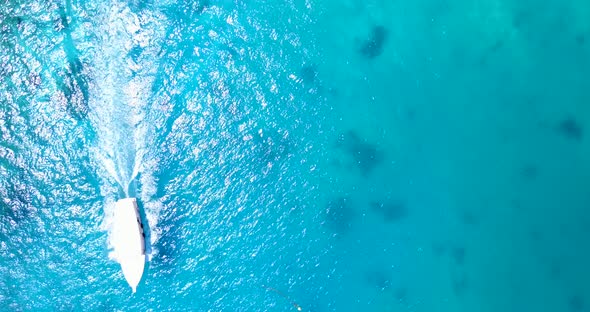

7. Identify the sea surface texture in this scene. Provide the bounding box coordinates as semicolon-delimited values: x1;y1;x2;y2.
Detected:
1;0;589;311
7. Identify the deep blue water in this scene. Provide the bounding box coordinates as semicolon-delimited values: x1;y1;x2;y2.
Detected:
1;0;589;311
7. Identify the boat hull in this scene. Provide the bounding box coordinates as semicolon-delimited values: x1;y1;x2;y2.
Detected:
112;198;146;292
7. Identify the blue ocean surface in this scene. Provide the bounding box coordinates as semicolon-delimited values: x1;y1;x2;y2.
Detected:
1;0;589;311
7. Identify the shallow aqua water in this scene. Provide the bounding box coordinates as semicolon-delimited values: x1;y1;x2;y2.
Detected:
1;0;589;311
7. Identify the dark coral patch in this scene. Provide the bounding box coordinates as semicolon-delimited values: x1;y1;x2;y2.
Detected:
300;64;318;84
548;261;561;280
431;242;446;257
512;10;531;30
336;131;384;177
153;213;183;268
393;286;407;302
156;230;179;266
556;117;583;141
359;25;388;59
479;39;505;65
370;200;407;222
451;273;468;296
198;0;211;13
324;197;355;235
460;210;478;226
365;268;392;290
575;34;585;46
251;129;291;166
569;294;584;311
451;246;466;266
520;164;538;180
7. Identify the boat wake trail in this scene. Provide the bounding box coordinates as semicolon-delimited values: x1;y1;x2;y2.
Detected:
86;2;167;263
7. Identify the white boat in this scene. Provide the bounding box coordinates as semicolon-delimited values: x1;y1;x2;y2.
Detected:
112;198;146;292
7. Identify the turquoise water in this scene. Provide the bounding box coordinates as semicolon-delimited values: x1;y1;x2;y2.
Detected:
1;0;589;311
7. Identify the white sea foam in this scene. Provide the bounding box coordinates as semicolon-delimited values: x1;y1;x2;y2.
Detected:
87;1;167;265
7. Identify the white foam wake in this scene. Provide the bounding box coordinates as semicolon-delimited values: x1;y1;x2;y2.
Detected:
86;1;167;263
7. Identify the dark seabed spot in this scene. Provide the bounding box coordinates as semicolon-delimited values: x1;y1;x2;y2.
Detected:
336;131;384;177
529;229;543;242
548;261;561;280
55;6;70;31
56;2;89;120
156;236;178;266
197;0;211;13
370;200;407;222
556;117;583;141
58;54;89;120
460;210;478;226
251;129;291;165
365;268;392;290
489;39;505;53
431;242;446;257
404;107;416;121
2;180;34;224
479;39;505;65
393;287;407;302
99;299;114;312
512;10;531;30
359;25;388;59
128;46;143;62
324;197;355;235
301;301;322;312
569;294;584;311
300;64;318;84
450;246;466;266
154;216;183;268
452;273;468;296
576;34;585;46
520;164;538;180
511;199;522;210
62;80;89;119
